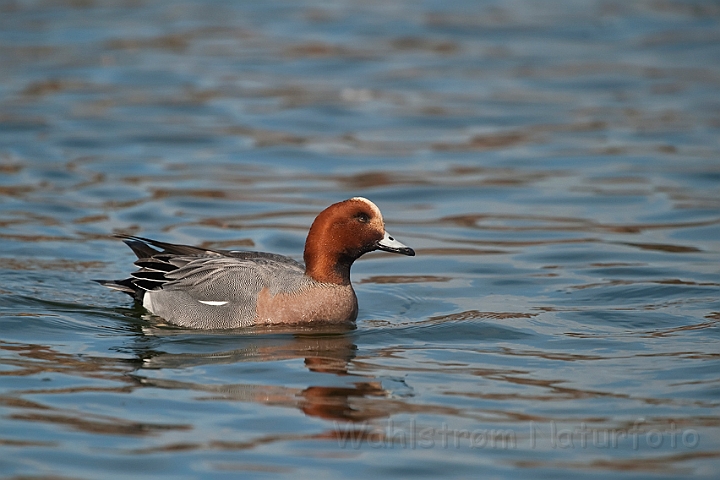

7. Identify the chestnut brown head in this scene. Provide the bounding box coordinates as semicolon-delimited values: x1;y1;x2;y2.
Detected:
304;197;414;284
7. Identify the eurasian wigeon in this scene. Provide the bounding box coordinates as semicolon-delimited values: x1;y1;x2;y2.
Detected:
98;197;415;329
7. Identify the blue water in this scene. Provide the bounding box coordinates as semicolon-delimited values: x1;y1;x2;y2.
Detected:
1;1;719;478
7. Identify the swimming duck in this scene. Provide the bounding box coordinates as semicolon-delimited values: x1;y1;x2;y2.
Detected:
98;197;415;328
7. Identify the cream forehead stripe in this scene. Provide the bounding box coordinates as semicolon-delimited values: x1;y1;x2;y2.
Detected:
350;196;383;220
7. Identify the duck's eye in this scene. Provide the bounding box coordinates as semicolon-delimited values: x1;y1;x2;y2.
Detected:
356;212;370;223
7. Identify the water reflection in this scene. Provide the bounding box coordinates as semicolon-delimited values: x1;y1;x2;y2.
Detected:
131;325;398;423
1;327;383;431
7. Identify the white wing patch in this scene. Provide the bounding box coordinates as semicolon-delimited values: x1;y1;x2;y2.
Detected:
198;300;229;306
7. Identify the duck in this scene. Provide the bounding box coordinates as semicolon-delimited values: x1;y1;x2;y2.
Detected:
97;197;415;329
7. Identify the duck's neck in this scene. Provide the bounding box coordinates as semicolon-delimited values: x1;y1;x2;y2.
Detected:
303;244;353;285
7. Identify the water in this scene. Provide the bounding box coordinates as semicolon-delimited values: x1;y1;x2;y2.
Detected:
1;0;719;478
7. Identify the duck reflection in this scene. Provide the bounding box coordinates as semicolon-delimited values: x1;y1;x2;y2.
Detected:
129;322;390;423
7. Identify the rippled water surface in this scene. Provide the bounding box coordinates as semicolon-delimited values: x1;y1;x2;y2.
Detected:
1;1;720;478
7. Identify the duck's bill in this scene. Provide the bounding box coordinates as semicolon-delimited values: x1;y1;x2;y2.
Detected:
376;231;415;256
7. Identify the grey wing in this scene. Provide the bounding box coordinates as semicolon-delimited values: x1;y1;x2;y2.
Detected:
164;256;305;298
144;256;306;329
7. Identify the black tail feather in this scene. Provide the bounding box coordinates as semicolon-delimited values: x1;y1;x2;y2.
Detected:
114;234;216;257
98;234;227;300
121;238;161;260
94;278;141;298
